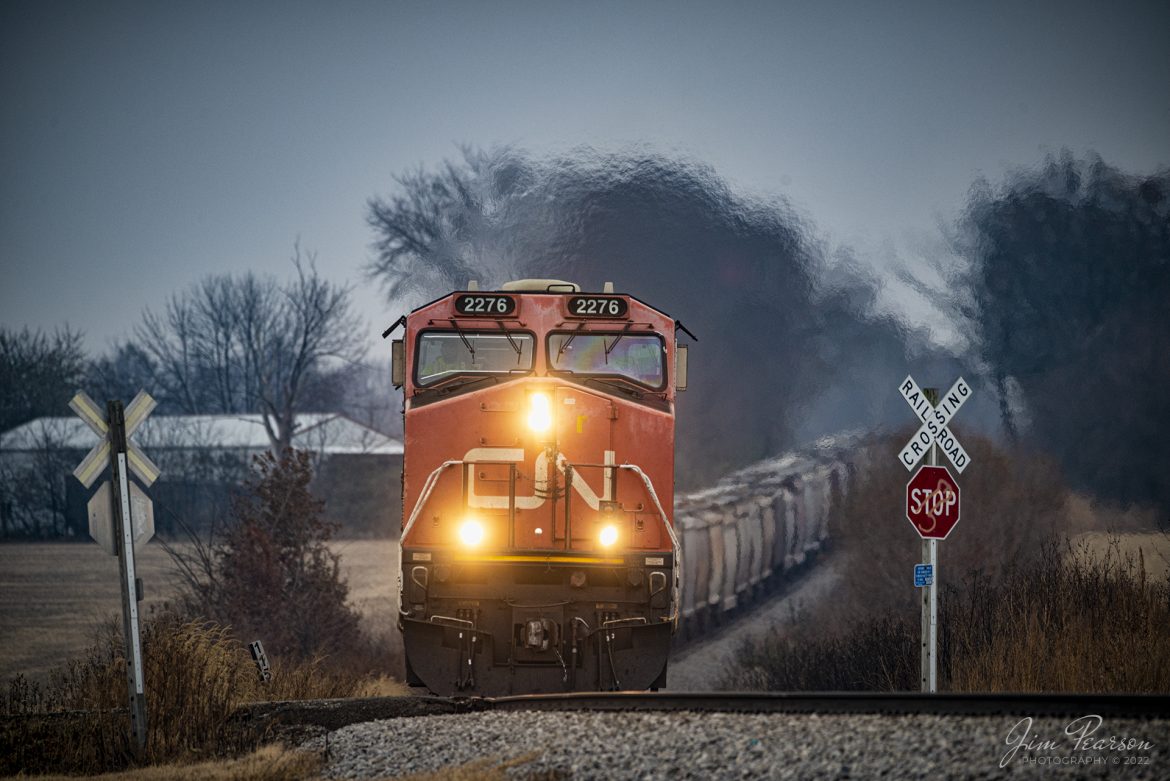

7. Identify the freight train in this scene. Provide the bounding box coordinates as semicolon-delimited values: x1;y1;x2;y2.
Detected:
673;445;854;640
387;280;854;695
387;280;691;695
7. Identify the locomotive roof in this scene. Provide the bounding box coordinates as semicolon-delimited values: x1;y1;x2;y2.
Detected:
403;286;678;321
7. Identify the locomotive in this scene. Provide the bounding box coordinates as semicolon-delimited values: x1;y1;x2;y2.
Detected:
387;280;691;695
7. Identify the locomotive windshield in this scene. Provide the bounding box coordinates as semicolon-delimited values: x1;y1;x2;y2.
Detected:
416;331;534;386
548;332;666;389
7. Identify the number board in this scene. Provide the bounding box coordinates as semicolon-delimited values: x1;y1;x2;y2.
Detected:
567;296;628;318
454;294;516;317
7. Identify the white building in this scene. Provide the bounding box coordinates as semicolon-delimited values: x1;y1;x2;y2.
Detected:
0;414;403;539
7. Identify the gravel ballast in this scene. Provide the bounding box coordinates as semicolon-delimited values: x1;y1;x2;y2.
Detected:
316;710;1168;779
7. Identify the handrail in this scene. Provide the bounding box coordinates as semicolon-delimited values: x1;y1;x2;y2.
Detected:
551;458;682;629
402;459;464;541
399;459;463;616
615;463;683;630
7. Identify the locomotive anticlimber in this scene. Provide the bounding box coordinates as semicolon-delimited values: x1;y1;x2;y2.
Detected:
388;280;689;695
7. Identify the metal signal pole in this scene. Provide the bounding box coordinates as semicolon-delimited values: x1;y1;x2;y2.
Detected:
921;388;939;694
108;400;149;749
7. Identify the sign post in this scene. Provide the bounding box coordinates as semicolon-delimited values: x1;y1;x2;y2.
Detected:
70;391;159;751
921;402;940;696
898;378;970;694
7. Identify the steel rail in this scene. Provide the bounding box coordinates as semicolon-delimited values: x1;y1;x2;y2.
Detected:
234;692;1170;736
472;691;1170;718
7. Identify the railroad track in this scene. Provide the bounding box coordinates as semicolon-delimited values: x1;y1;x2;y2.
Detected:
484;691;1170;718
240;691;1170;736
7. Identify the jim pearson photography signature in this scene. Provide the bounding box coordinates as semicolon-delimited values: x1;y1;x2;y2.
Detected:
1001;715;1156;767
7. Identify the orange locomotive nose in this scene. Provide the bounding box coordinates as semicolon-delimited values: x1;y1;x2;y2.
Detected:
388;280;688;695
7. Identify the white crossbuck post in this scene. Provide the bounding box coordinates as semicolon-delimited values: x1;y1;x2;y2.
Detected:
897;375;972;473
69;391;159;751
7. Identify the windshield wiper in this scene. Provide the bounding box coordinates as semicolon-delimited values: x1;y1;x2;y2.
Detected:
603;322;634;363
448;318;475;359
585;376;645;399
558;322;587;358
497;321;523;364
417;374;496;396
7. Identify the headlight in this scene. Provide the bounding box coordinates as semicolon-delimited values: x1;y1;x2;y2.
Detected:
459;519;485;547
599;524;619;547
527;391;552;433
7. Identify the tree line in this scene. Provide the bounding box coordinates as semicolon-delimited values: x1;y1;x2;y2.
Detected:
1;243;396;447
4;147;1165;521
363;147;1169;515
0;244;398;540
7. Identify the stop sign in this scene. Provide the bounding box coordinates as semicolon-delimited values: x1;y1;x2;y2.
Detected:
906;465;960;539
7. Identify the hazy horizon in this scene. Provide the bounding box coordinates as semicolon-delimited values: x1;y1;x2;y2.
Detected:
2;0;1167;353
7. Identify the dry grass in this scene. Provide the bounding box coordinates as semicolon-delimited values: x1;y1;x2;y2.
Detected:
0;542;184;682
0;521;406;777
727;614;919;692
946;539;1170;692
2;608;407;776
827;428;1065;624
0;539;403;684
351;674;412;699
728;432;1170;692
391;752;569;781
0;744;321;781
4;612;253;774
729;540;1170;692
1070;531;1170;582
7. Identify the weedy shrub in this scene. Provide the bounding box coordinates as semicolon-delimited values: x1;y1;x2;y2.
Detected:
826;428;1065;624
728;431;1170;693
945;539;1170;692
2;610;254;774
2;451;406;776
727;540;1170;692
169;449;364;663
2;609;406;774
727;613;919;691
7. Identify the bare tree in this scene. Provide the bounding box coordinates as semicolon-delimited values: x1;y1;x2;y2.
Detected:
0;326;86;433
0;419;76;538
365;146;532;299
136;243;364;453
942;153;1170;512
0;327;84;539
364;146;948;488
85;341;159;411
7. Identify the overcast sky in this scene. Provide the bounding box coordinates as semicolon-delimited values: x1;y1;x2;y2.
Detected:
2;0;1167;351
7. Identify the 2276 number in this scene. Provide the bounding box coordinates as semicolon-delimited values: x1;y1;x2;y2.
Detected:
568;296;628;318
455;295;515;316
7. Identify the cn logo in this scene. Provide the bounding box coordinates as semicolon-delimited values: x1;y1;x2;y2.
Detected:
463;447;615;511
905;465;961;540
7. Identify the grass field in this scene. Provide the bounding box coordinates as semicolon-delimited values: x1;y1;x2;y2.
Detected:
0;539;400;682
1069;531;1170;581
2;528;1165;685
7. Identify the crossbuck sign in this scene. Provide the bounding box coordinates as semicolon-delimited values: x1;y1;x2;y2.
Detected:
897;375;972;473
69;390;160;751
